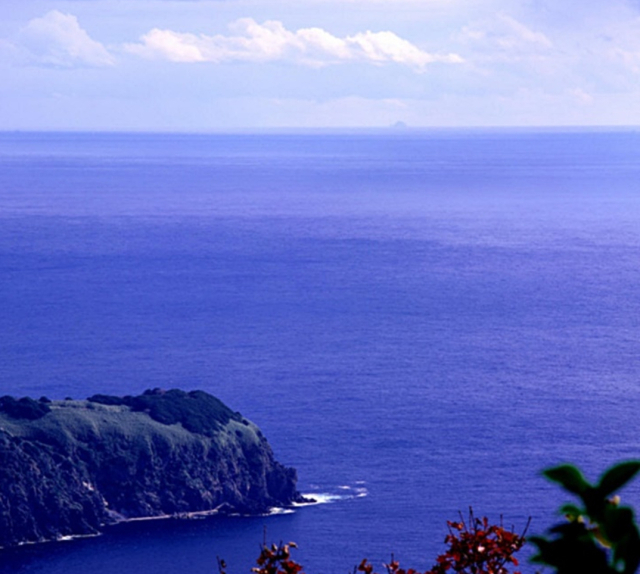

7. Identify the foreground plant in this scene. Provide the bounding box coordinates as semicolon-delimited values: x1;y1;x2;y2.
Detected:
219;541;304;574
357;509;528;574
220;511;527;574
530;460;640;574
428;509;529;574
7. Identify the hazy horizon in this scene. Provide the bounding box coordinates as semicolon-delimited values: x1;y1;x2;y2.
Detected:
2;0;640;131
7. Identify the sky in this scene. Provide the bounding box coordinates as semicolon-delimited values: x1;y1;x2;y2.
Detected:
1;0;640;130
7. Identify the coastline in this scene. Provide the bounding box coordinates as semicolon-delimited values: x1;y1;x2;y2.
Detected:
0;495;325;551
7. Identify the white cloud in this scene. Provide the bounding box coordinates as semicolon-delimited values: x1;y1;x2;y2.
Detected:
609;47;640;72
124;18;463;70
593;16;640;74
459;13;553;58
568;87;594;104
127;29;206;63
11;10;114;68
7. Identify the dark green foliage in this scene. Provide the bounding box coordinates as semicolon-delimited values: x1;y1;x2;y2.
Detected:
86;394;125;406
544;464;589;495
88;389;241;436
530;461;640;574
0;396;50;420
598;463;640;499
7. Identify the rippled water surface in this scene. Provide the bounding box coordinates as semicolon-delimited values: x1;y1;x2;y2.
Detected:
2;130;640;573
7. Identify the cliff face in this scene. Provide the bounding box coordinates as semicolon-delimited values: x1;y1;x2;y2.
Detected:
0;390;300;549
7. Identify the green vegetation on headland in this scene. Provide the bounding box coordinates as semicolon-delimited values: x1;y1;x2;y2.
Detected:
0;395;51;421
0;389;303;549
87;388;246;437
0;389;243;434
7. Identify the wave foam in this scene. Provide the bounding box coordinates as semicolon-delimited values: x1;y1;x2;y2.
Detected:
266;507;296;516
299;483;369;505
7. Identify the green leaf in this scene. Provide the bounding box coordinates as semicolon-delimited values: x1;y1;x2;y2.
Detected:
597;461;640;498
601;506;636;544
544;465;591;495
559;503;584;520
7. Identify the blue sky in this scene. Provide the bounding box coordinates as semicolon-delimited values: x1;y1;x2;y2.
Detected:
1;0;640;130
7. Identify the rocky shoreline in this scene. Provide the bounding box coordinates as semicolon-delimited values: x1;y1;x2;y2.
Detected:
0;389;304;549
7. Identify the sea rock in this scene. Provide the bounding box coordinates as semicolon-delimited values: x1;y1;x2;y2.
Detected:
0;389;301;548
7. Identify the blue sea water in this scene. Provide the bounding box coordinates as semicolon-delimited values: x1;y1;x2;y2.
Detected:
1;129;640;574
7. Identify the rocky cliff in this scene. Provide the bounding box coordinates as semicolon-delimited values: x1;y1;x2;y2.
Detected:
0;389;302;548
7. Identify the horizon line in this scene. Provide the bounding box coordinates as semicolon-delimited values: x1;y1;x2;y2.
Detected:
1;125;640;136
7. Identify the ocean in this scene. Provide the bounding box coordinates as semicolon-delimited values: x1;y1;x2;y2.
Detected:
1;129;640;573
